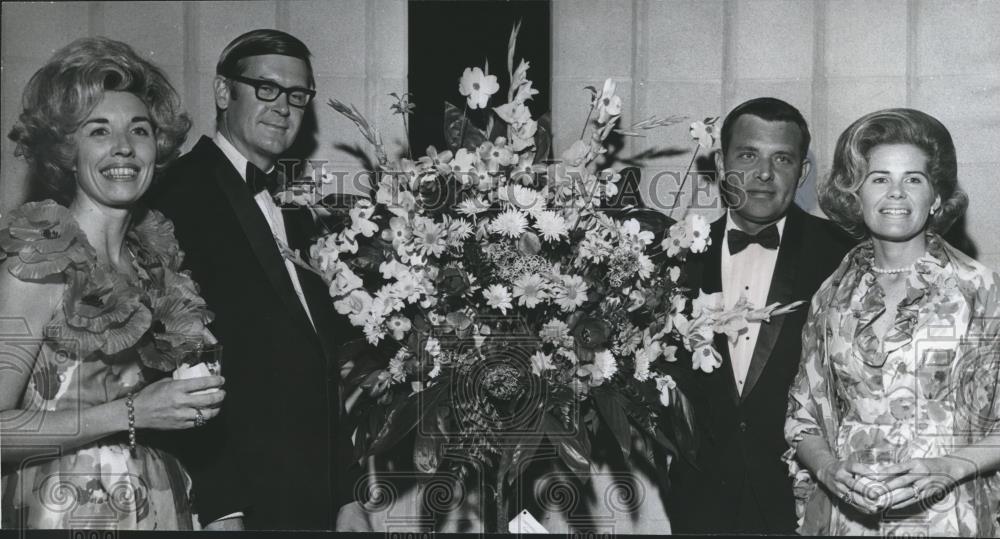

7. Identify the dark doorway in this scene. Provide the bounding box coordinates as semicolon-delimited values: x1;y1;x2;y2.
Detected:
408;0;551;155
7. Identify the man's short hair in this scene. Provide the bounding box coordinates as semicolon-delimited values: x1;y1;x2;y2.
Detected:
216;29;315;86
719;97;811;160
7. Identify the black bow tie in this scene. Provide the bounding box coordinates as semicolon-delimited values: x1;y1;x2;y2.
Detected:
246;163;280;196
728;224;780;254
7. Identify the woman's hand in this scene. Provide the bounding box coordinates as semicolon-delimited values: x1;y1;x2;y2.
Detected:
880;456;972;511
817;457;890;514
131;376;225;430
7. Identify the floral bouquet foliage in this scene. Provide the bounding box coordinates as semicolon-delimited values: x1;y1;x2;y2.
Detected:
280;24;803;529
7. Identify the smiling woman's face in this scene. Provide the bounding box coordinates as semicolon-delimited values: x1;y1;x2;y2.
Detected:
73;91;157;208
859;143;940;242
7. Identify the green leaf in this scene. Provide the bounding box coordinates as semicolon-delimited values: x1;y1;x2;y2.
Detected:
669;385;700;467
498;392;546;486
506;21;522;79
413;406;443;474
543;412;591;479
592;387;631;460
503;434;542;486
368;381;448;456
486;115;496;142
461;124;487;152
631;428;657;469
533;113;552;163
443;102;465;150
341;338;392;389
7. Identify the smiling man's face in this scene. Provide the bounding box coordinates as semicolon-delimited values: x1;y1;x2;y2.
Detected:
215;54;310;170
715;115;810;233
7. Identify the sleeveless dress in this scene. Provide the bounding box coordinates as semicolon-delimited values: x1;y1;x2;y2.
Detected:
785;235;1000;536
1;200;214;530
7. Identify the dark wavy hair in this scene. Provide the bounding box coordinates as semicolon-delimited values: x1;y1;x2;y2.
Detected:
7;37;191;204
820;108;968;239
720;97;811;161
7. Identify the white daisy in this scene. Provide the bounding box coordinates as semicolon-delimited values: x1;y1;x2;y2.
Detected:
540;319;570;345
488;208;528;239
553;275;589;312
534;211;569;242
482;284;514;314
636;254;655;280
391;273;423;303
410;216;447;257
500;185;544;215
633;341;661;382
457;196;490;216
594;349;618;380
445;218;474;245
388;352;407;383
512;273;549;308
363;324;384;345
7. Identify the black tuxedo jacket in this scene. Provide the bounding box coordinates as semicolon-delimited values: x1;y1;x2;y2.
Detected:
147;136;356;530
666;205;853;534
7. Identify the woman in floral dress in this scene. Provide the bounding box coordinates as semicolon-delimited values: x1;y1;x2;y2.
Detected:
1;38;225;529
784;108;1000;536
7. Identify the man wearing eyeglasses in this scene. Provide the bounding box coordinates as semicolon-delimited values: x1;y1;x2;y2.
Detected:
148;29;356;531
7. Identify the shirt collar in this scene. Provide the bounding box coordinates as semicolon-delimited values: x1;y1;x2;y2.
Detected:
212;132;274;182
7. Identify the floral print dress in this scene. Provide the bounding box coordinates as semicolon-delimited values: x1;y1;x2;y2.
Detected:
784;235;1000;536
1;201;214;530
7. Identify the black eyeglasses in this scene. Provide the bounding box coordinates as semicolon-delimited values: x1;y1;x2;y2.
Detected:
225;74;316;108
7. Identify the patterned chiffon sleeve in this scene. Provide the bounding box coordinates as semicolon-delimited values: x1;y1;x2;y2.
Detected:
954;267;1000;531
782;284;839;530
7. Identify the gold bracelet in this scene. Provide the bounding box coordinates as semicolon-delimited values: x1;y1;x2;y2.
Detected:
125;393;137;456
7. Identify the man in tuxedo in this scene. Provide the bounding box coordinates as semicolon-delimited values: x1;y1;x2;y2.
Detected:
148;29;355;530
665;98;854;533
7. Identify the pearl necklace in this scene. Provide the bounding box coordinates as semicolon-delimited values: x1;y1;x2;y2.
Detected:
871;262;915;275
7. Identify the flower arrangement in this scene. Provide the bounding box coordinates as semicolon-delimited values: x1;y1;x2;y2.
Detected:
278;24;802;531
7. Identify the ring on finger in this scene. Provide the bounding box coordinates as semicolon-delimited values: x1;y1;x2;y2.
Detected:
194;408;206;428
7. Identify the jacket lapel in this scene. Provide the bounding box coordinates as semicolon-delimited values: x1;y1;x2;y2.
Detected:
201;137;319;338
283;205;343;359
739;206;803;402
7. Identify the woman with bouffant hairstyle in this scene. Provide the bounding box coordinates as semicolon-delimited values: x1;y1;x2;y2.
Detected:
783;108;1000;536
819;108;968;239
1;38;225;530
8;37;190;204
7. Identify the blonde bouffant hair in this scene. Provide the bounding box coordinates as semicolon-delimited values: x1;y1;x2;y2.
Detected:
8;37;190;204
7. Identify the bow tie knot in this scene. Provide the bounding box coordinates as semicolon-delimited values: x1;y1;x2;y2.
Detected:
727;224;780;254
246;163;281;196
